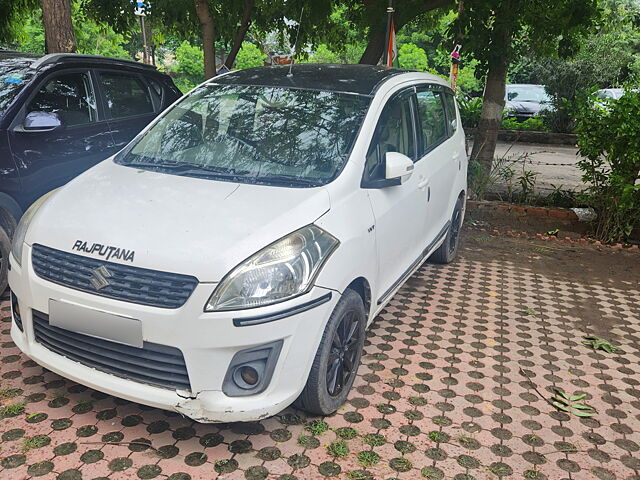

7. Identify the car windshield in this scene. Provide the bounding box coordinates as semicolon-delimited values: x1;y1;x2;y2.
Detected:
507;85;551;104
117;84;371;187
0;60;34;117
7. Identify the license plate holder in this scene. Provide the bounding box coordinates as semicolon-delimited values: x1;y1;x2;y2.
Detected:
48;299;143;348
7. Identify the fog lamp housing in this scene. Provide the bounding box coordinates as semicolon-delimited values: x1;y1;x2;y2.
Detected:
10;291;23;332
223;340;283;397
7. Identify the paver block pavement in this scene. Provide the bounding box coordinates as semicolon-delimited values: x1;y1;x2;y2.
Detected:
1;230;639;479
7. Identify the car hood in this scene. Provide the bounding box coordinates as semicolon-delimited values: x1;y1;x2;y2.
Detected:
505;101;547;114
26;160;332;281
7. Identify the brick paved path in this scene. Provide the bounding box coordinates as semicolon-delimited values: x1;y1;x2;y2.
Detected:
1;232;639;480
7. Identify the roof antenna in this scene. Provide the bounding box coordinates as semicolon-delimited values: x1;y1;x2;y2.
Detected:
287;6;305;77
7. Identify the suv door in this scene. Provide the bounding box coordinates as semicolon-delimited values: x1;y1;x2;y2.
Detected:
363;88;429;307
97;70;157;151
8;69;115;208
414;85;459;241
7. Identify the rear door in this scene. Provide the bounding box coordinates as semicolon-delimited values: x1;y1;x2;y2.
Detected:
414;85;459;242
96;70;158;151
8;69;115;208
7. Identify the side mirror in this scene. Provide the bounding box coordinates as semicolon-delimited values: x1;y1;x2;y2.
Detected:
24;111;63;131
385;152;414;182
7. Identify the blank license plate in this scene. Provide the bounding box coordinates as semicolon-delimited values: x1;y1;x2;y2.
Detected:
49;299;143;348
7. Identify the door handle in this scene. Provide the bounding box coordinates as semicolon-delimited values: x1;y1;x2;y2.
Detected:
418;179;429;189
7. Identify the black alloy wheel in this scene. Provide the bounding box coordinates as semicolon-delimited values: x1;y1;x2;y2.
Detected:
326;310;361;397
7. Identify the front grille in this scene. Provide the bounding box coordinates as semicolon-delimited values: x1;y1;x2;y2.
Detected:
32;244;198;309
32;310;191;391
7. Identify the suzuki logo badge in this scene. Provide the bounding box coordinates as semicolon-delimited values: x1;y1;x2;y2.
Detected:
89;265;113;290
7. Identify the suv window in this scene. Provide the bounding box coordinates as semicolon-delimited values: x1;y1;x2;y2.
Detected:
100;72;154;119
443;93;458;135
27;72;97;126
415;89;447;156
364;93;415;182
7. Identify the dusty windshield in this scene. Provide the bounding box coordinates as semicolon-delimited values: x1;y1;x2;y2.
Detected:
507;85;551;104
117;84;371;187
0;60;34;116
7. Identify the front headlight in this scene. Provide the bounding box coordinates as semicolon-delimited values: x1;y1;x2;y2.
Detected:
205;225;339;312
11;190;57;266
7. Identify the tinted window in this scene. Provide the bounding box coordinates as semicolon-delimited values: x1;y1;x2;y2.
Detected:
100;72;154;118
443;93;458;134
116;84;370;187
415;90;447;156
27;72;97;126
364;93;415;182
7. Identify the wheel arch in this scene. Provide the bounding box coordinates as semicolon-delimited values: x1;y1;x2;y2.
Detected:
345;277;372;322
0;195;20;239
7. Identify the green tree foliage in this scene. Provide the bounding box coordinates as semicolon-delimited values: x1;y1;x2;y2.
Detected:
462;0;599;168
235;42;264;68
308;44;340;63
398;43;430;71
511;0;640;132
0;0;39;44
4;6;130;58
576;91;640;242
173;40;204;92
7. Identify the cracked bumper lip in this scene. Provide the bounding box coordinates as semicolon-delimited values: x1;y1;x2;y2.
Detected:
9;250;339;422
13;328;297;422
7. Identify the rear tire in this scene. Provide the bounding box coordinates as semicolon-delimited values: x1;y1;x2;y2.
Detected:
295;289;366;416
431;195;465;264
0;226;11;296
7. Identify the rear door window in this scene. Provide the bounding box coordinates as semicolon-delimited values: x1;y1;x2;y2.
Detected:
415;89;448;156
99;72;154;119
27;71;97;126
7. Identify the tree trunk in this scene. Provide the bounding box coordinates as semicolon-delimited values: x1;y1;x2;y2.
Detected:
40;0;76;53
225;0;254;69
359;0;452;65
194;0;216;79
470;56;510;172
359;28;386;65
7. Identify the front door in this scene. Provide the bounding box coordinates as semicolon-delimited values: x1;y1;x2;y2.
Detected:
96;70;158;151
8;70;115;209
363;88;429;306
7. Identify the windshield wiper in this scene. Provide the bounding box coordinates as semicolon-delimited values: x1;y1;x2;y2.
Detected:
124;159;248;177
251;174;323;187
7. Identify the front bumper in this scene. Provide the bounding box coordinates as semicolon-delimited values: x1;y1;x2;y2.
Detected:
8;244;339;422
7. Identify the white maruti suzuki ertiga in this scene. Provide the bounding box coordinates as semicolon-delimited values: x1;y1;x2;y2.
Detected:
9;64;467;422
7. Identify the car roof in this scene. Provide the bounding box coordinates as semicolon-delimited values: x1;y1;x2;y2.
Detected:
0;51;157;72
30;53;157;71
211;64;428;96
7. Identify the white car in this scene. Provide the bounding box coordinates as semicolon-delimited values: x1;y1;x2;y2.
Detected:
9;64;467;422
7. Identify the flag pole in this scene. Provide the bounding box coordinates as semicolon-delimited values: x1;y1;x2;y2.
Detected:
383;0;394;67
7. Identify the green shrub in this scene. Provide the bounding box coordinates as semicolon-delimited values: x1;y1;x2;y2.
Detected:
458;95;482;129
576;91;640;243
502;116;547;132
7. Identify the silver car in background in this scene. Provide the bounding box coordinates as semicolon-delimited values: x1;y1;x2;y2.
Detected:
505;84;553;121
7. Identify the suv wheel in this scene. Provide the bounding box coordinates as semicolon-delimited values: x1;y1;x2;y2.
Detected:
431;195;465;264
295;289;366;416
0;226;11;295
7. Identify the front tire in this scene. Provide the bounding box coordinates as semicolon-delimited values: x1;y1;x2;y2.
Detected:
296;289;366;416
431;195;465;264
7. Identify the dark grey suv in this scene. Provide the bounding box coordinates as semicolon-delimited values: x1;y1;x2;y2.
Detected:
0;51;182;292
